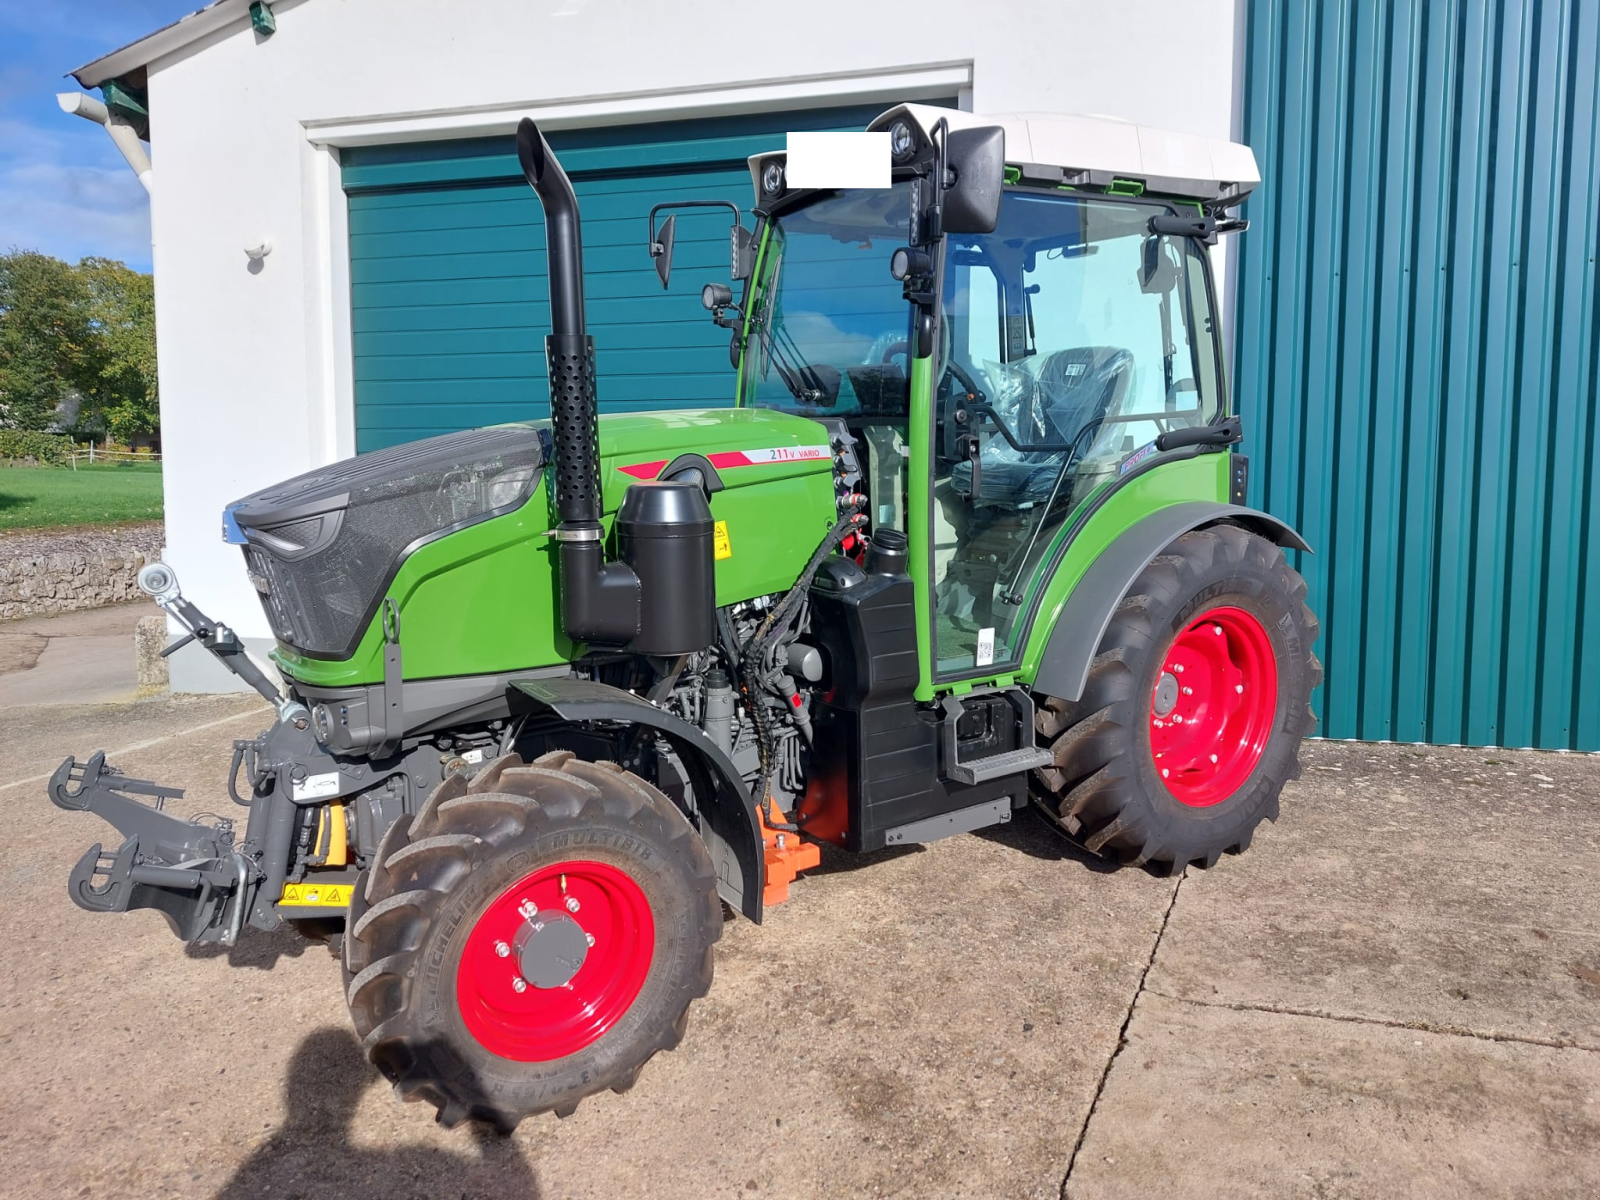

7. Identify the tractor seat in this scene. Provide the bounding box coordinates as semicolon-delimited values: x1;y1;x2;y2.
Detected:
954;346;1134;509
1031;346;1134;449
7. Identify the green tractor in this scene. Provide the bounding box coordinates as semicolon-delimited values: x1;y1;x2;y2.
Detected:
51;105;1319;1129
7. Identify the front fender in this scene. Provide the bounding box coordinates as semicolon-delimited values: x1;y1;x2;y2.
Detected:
1029;502;1311;704
511;677;766;922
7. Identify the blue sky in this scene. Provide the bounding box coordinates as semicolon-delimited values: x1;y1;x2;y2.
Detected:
1;0;199;273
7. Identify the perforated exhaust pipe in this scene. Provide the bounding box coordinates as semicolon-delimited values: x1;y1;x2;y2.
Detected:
516;118;640;643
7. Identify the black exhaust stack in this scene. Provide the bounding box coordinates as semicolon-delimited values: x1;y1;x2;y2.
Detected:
518;118;639;644
517;119;714;652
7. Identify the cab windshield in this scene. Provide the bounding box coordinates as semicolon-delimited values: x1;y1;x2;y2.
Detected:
740;185;916;419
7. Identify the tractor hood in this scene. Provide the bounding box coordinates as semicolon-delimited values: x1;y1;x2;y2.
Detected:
593;407;833;512
228;407;836;663
228;424;547;659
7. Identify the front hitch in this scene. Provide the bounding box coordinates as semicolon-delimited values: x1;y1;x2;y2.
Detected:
50;754;257;945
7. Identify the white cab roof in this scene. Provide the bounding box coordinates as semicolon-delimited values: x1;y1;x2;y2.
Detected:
749;103;1259;204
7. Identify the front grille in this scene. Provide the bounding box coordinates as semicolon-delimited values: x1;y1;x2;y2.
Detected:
234;425;548;658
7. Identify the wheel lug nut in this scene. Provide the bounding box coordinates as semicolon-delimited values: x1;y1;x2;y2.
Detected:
494;940;510;958
1161;768;1169;778
511;976;527;993
586;933;596;947
1174;664;1184;673
1182;687;1193;696
519;900;537;919
1173;715;1183;724
565;896;580;914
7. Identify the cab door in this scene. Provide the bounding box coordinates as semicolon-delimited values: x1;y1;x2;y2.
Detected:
928;189;1226;681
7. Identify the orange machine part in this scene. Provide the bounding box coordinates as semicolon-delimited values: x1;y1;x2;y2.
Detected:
758;801;820;907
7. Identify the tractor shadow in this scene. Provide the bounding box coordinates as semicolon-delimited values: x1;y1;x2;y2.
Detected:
801;804;1119;876
185;922;330;969
213;1026;542;1200
806;840;921;877
971;803;1122;873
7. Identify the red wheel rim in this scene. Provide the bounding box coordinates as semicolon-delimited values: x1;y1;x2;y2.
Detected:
1149;605;1278;807
457;860;654;1061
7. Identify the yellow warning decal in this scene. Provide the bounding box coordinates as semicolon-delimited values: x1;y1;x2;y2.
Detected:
278;882;354;908
713;520;732;560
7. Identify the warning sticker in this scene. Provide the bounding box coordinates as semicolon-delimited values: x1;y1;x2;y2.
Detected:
278;882;354;908
291;771;341;801
713;520;732;560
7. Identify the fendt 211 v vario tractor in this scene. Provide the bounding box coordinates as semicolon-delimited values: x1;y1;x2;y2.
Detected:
51;106;1320;1129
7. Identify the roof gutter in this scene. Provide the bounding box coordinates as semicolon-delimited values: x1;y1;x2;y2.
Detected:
57;92;153;193
71;0;246;92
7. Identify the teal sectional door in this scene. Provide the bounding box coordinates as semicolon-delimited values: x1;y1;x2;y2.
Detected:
1237;1;1600;750
344;103;944;452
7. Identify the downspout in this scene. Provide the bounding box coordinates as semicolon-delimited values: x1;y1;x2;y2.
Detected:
57;92;152;193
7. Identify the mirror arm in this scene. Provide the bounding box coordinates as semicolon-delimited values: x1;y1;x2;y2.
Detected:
926;117;950;242
647;200;753;280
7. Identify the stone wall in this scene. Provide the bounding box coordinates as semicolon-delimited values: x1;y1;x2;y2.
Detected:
0;524;164;621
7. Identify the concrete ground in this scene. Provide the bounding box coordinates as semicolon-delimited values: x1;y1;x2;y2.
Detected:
0;690;1596;1199
0;600;159;707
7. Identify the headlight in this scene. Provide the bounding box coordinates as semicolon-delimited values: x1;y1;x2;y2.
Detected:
762;160;785;197
890;120;915;162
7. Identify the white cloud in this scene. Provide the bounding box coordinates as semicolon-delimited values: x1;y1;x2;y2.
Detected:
0;157;152;267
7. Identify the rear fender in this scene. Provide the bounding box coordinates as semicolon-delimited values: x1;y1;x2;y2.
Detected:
1030;502;1311;703
510;677;765;922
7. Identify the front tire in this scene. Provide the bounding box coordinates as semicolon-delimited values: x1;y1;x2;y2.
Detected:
342;750;722;1130
1033;524;1321;873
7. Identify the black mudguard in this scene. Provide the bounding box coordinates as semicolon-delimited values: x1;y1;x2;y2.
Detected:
1030;501;1312;704
511;677;766;922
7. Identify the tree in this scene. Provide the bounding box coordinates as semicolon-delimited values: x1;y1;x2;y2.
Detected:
0;251;159;441
79;257;159;442
0;251;92;431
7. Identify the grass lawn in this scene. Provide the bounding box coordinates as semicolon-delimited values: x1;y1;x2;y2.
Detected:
0;463;164;531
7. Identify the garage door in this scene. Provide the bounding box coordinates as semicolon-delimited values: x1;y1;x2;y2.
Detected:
344;102;950;452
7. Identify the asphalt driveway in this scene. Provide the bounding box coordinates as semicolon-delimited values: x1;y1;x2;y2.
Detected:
0;693;1595;1199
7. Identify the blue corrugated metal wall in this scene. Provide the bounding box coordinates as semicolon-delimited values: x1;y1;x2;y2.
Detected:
1237;0;1600;750
343;104;932;452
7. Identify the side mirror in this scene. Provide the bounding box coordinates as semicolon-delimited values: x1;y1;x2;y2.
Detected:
1140;234;1180;293
647;199;747;288
942;125;1005;235
651;214;677;289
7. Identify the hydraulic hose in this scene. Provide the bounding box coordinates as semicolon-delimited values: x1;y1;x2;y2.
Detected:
740;501;866;829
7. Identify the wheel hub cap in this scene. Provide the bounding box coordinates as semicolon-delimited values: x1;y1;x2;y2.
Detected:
1149;605;1278;807
514;910;590;989
1152;671;1181;716
457;860;654;1062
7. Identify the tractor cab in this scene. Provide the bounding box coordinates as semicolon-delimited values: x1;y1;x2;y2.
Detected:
726;106;1257;686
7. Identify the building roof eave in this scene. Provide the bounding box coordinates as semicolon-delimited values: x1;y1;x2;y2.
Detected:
70;0;256;90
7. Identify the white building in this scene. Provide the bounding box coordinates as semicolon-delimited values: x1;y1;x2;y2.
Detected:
70;0;1245;691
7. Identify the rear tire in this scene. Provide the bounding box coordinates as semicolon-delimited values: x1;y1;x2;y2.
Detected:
1032;524;1321;873
341;750;722;1130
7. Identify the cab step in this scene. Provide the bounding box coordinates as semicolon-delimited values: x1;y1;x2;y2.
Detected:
939;688;1052;785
